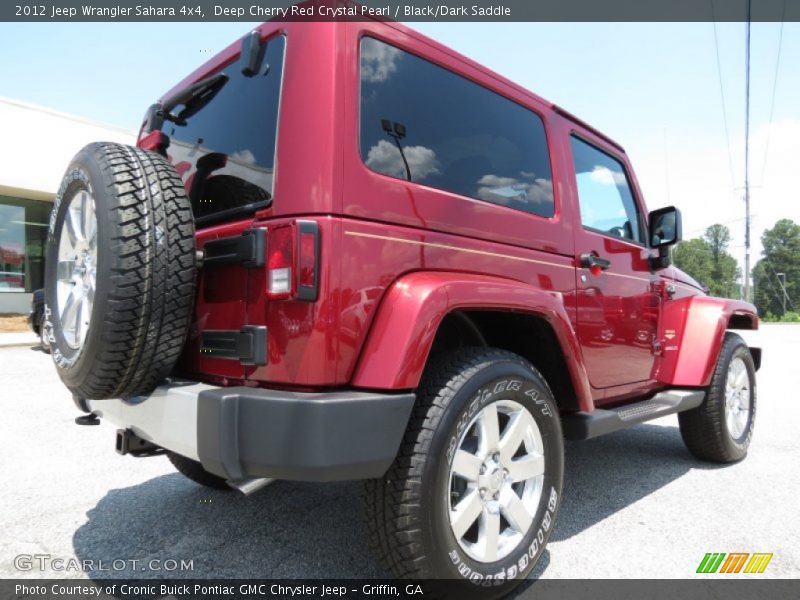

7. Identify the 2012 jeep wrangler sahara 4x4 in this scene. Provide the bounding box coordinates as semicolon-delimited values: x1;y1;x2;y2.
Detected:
44;14;761;591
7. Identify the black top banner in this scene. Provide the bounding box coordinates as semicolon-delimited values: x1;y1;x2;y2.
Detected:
2;0;798;22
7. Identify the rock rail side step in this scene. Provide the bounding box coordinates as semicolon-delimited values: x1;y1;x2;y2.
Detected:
561;390;705;440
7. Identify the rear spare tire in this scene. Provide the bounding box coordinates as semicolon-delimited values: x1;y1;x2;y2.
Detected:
44;142;195;399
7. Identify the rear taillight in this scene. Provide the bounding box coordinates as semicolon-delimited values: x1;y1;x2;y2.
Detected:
266;220;319;301
267;225;294;299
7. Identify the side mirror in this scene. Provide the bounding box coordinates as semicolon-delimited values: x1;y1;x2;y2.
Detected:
648;206;682;269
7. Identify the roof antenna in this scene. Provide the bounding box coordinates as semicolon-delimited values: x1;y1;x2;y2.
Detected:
382;119;411;181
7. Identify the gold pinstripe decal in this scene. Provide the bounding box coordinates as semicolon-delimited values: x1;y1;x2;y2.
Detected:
344;230;574;270
605;271;655;284
344;230;656;283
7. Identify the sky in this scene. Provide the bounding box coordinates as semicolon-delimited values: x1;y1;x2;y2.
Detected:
0;21;798;273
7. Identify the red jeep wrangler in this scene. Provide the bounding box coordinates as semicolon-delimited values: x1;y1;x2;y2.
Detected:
44;16;761;589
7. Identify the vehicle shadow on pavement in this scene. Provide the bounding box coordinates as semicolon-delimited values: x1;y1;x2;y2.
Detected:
72;423;715;581
550;423;722;542
73;474;389;579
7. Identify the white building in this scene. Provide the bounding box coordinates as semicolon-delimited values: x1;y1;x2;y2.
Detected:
0;97;135;313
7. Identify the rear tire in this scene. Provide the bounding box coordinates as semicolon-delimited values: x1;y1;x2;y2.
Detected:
39;324;51;354
679;332;756;463
167;452;231;491
44;142;196;399
363;348;563;593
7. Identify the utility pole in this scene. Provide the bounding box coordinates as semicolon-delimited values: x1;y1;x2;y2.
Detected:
743;0;752;302
777;272;787;315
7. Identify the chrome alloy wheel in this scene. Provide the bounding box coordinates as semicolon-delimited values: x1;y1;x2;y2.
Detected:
56;190;97;350
724;356;751;439
448;399;545;563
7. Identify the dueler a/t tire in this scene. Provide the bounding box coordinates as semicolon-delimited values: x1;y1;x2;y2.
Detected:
44;142;196;400
363;348;563;595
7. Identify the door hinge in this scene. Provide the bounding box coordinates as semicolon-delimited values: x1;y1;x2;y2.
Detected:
652;338;663;356
200;326;268;366
202;228;267;268
652;279;676;299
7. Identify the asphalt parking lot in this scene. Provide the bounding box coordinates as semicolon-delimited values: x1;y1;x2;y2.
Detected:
2;324;798;584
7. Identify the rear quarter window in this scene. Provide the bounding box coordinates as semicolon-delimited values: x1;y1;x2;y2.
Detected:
162;34;285;226
359;36;554;218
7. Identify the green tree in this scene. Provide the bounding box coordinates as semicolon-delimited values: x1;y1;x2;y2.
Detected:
672;224;740;298
753;219;800;317
673;238;713;286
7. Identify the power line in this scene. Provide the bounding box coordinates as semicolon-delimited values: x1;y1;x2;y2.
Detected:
759;0;786;187
763;261;796;311
709;1;737;194
759;272;787;310
684;215;756;238
743;0;752;302
758;266;796;313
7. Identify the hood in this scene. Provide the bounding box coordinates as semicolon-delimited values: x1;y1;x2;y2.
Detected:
667;267;706;293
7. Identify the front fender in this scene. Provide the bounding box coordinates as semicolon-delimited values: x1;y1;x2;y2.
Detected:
654;296;759;387
350;271;593;411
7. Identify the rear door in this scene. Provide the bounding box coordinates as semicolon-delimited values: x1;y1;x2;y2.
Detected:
158;33;285;381
567;133;659;389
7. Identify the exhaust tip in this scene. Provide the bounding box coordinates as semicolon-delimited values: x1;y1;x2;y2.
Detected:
227;477;275;495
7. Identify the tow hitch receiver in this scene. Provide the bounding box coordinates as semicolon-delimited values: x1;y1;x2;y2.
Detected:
116;428;165;457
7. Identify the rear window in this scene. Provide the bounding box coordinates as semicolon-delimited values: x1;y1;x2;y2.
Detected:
359;36;554;218
161;34;285;226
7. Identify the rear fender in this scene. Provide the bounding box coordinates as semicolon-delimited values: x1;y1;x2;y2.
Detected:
655;296;759;387
350;271;594;411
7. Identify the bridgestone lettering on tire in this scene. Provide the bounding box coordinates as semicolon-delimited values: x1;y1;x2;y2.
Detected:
44;142;196;400
363;348;564;595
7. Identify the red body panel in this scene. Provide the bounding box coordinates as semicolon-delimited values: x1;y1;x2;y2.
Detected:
141;19;759;405
179;219;251;382
654;296;758;387
350;271;592;410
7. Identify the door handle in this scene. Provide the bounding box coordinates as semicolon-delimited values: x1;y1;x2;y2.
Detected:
579;253;611;270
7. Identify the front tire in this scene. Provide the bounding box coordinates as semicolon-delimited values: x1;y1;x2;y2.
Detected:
679;332;757;463
363;348;563;593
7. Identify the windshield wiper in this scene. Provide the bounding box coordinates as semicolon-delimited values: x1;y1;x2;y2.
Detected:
163;72;229;125
146;72;229;129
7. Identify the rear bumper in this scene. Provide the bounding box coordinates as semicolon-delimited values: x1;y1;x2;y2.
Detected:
87;380;415;482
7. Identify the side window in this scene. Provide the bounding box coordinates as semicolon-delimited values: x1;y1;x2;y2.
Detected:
359;36;554;218
570;135;642;243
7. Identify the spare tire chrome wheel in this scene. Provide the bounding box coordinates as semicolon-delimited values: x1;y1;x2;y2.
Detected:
55;190;97;351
